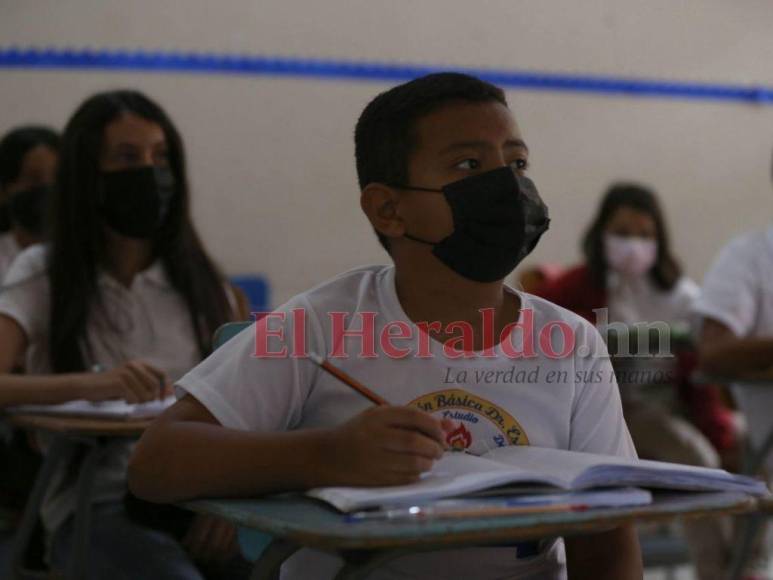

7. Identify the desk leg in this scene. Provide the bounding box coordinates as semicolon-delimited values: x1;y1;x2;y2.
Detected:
10;436;73;580
248;539;300;580
726;512;765;580
726;426;773;580
65;441;106;580
746;426;773;476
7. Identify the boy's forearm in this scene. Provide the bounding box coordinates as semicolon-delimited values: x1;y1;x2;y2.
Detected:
128;419;333;503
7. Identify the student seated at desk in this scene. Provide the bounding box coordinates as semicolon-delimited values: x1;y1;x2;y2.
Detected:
533;183;739;580
0;126;60;281
695;177;773;468
129;72;643;580
0;91;249;579
695;153;773;578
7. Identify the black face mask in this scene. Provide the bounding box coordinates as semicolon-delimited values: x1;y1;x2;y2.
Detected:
395;166;550;282
98;166;175;239
8;185;51;236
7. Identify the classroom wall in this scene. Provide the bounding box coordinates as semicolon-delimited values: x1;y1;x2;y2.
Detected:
2;0;772;306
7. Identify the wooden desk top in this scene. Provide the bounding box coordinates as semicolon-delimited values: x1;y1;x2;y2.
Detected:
4;413;152;437
185;491;759;552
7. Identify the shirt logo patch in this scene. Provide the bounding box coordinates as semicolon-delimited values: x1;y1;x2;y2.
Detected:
408;388;529;454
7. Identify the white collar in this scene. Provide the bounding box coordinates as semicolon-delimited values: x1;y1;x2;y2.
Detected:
98;260;171;292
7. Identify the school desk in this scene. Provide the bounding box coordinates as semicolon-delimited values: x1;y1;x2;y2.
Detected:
2;413;151;580
183;490;760;580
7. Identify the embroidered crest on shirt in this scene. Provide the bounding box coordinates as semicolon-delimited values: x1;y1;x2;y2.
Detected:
408;388;529;454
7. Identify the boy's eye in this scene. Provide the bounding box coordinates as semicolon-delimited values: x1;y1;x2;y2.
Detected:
510;158;529;173
455;159;480;171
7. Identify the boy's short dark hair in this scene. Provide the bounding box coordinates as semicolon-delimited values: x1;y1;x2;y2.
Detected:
355;72;508;251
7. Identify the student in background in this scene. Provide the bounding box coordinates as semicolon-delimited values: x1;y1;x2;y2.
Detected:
129;72;642;580
0;125;59;573
695;150;773;579
0;91;249;579
0;126;60;281
535;183;738;580
696;160;773;463
536;183;699;325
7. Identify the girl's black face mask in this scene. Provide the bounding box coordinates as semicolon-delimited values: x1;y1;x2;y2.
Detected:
98;166;175;239
395;166;550;282
8;185;51;235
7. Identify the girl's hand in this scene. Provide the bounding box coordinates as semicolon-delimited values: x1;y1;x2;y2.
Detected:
81;360;168;403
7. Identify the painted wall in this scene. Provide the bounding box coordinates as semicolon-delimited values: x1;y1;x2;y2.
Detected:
2;0;772;304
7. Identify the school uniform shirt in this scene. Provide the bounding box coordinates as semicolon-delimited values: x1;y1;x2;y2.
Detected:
0;244;202;533
607;271;700;396
607;272;700;329
0;232;20;284
177;264;636;580
693;226;773;463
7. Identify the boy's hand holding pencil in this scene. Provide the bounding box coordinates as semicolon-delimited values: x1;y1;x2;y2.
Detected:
320;406;456;487
309;352;457;486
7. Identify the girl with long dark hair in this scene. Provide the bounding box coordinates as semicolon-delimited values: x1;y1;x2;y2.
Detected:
0;90;248;578
537;183;691;322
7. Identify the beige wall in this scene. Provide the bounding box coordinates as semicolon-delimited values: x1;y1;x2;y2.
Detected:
1;0;772;305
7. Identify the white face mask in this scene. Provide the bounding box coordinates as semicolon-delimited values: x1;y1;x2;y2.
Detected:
604;234;657;276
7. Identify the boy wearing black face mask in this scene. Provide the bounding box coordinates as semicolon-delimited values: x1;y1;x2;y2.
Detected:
129;73;642;580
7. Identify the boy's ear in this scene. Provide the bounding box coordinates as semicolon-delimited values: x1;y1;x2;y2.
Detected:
360;183;406;240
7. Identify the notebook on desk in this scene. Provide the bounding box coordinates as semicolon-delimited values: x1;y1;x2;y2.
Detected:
8;397;175;421
309;445;769;513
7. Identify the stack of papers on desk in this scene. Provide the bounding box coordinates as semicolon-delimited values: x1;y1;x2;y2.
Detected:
9;397;175;420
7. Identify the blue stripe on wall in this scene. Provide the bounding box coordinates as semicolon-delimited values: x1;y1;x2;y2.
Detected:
1;47;772;105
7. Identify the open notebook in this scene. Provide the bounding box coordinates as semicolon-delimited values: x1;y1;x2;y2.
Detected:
9;397;175;420
309;445;769;512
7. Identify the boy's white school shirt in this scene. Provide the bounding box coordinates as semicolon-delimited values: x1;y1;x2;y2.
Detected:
178;264;636;580
0;244;202;533
693;225;773;466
